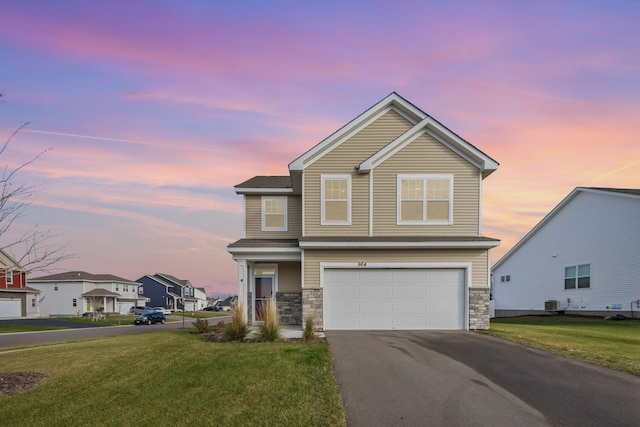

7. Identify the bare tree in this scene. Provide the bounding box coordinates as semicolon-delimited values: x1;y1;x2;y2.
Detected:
1;92;72;273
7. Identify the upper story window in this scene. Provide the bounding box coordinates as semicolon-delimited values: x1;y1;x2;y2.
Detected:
397;174;453;225
262;196;288;231
321;175;351;225
5;269;12;284
565;264;591;289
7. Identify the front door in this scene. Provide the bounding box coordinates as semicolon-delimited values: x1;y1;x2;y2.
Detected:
254;276;274;322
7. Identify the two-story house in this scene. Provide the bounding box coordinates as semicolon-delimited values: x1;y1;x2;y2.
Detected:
29;271;145;316
227;93;499;330
0;249;40;318
136;273;200;311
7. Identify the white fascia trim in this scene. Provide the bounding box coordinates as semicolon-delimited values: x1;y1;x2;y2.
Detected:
231;252;302;262
227;247;301;254
301;249;305;288
478;171;482;235
369;172;373;237
425;129;483;171
289;93;425;172
242;196;246;239
426;125;498;173
299;240;500;249
236;188;294;194
294;106;394;171
358;118;429;173
302;171;306;236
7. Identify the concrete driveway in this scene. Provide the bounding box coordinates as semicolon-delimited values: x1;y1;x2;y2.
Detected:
326;331;640;427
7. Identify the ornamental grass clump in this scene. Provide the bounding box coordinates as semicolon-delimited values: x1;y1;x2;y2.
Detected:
223;302;248;341
192;318;210;333
302;313;318;343
257;297;281;342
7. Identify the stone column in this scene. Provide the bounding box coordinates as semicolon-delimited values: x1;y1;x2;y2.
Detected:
469;287;490;330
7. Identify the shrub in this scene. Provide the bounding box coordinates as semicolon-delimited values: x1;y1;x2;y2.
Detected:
192;318;210;333
223;302;248;341
256;297;281;342
302;313;318;342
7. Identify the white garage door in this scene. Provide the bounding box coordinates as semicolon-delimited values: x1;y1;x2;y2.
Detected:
0;298;21;318
324;268;465;330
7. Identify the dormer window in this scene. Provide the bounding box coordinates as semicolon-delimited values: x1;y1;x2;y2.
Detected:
262;196;287;231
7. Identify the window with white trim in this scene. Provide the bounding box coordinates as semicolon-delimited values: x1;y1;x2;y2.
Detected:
565;264;591;289
262;196;287;231
397;174;452;224
321;175;351;225
5;269;12;284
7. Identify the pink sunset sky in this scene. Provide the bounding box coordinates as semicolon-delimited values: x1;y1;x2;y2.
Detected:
1;1;638;296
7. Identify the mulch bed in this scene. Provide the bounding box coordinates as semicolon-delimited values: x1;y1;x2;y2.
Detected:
201;331;325;343
0;372;49;398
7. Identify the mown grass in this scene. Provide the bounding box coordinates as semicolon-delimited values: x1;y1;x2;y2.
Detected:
0;330;345;426
486;316;640;376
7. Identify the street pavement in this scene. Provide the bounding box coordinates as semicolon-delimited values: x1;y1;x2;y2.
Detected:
0;315;230;348
327;330;640;427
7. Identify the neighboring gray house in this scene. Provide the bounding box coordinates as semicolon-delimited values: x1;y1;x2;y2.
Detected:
492;187;640;318
29;271;146;316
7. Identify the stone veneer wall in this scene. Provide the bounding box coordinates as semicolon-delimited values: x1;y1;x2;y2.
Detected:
276;292;302;325
469;287;490;330
302;288;323;330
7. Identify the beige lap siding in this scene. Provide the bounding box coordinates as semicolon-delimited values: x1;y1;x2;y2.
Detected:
244;195;302;239
373;132;481;236
277;261;302;293
304;110;414;237
302;249;489;289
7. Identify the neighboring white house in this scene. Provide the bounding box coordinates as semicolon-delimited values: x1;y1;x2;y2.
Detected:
491;187;640;318
29;271;147;316
194;287;208;310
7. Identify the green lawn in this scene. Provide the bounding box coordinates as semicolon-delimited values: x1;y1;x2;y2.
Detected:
486;316;640;376
0;330;345;426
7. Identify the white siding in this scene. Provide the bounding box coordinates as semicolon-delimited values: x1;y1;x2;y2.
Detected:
493;191;640;313
29;282;86;316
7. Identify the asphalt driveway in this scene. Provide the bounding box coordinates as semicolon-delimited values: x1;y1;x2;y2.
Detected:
326;331;640;427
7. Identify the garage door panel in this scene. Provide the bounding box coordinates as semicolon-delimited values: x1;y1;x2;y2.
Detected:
395;270;428;281
326;269;360;282
362;270;393;282
0;299;21;318
329;285;361;299
362;286;393;298
363;300;392;312
324;268;465;330
395;286;427;298
362;316;393;329
395;300;427;312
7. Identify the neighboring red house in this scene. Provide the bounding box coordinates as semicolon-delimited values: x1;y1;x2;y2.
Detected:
0;249;40;318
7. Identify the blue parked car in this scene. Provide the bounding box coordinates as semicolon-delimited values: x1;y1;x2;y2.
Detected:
134;311;166;325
